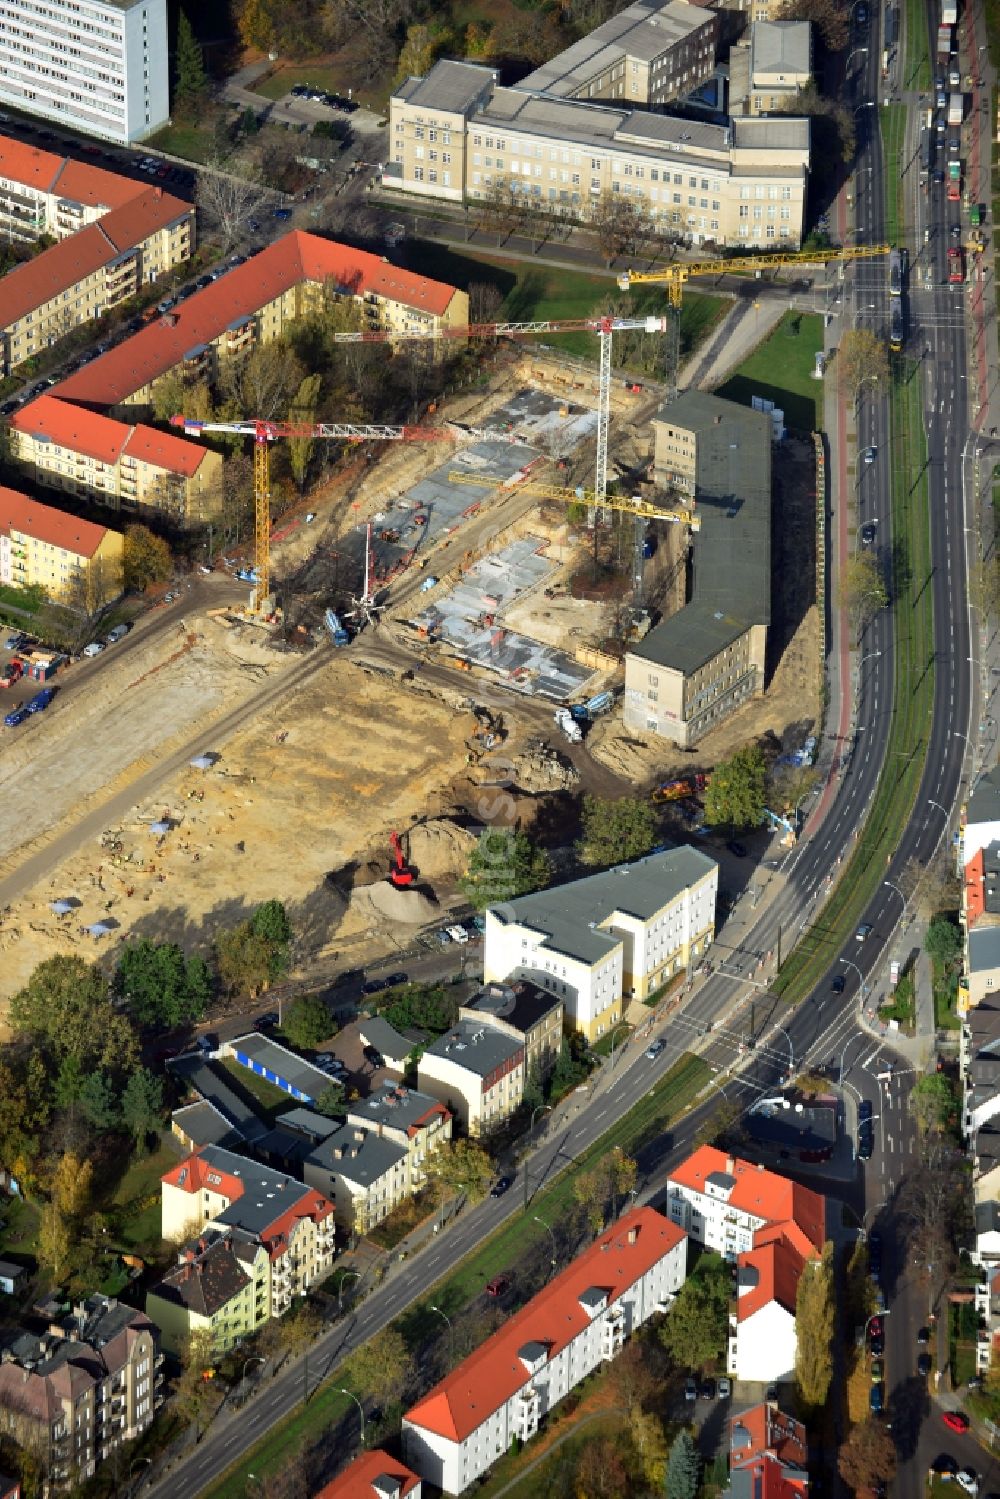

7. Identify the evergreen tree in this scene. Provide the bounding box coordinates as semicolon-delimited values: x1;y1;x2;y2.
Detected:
666;1430;700;1499
173;11;208;118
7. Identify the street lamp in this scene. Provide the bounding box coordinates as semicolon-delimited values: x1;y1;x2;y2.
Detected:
523;1104;553;1212
533;1214;558;1271
242;1355;266;1385
840;956;868;1001
429;1303;453;1358
847;46;869;70
927;798;949;817
337;1388;366;1448
858;650;882;670
883;878;905;903
337;1269;362;1313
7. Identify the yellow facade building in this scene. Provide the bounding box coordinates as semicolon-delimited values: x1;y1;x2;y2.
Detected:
0;482;123;606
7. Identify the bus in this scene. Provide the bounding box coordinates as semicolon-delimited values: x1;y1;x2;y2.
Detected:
890;300;905;352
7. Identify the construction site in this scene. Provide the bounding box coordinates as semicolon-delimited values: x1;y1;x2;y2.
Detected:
0;295;826;1013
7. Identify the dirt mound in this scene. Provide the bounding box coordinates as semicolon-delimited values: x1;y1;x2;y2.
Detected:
349;881;440;927
506;740;580;795
586;719;672;784
406;820;476;881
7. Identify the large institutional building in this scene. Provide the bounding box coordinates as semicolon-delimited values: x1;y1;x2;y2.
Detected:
0;0;169;143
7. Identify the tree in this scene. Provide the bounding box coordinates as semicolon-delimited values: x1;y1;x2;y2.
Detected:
768;762;820;817
315;1082;347;1118
253;900;293;970
606;1337;661;1415
574;1435;628;1498
591;190;651;266
123;523;173;592
780;0;849;50
693;1095;746;1150
394;22;437;83
215;922;278;998
460;828;551;910
114;940;211;1029
838;1416;897;1493
0;1051;51;1176
703;743;767;830
577;795;657;868
120;1068;165;1150
37;1202;71;1283
283;995;333;1050
196;163;267;254
9;956;137;1074
573;1147;638;1234
77;1071;119;1131
794;1242;835;1412
925;916;962;970
175;1328;225;1436
476;178;526;248
468;281;504;325
173;11;208;118
629;1408;668;1489
666;1430;701;1499
221;341;306;423
152;369;214;425
909;1072;956;1136
342;1324;411;1406
659;1253;731;1369
287;373;323;492
385;983;459;1037
837;328;890;402
49;1151;94;1222
425;1139;495;1203
839;552;888;634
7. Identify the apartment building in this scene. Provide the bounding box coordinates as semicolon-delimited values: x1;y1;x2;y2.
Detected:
10;394;222;522
482;846;718;1041
402;1208;687;1495
0;138;145;244
517;0;717;108
0;482;123;605
624;392;772;748
302;1125;410;1239
315;1452;422;1499
146;1226;271;1357
343;1084;453;1189
419;1021;524;1138
723;1402;810;1499
460;979;564;1081
729;21;812;116
158;1146;336;1319
0;0;169;144
959;770;1000;1017
0;1295;161;1489
388;60;810;248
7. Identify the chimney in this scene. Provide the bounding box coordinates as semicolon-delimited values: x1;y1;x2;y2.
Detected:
757;1161;764;1171
155;186;162;199
725;1156;735;1173
627;1226;639;1245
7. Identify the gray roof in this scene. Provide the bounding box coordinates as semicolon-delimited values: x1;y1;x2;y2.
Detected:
346;1083;447;1135
519;0;711;99
149;1234;251;1319
980;842;1000;916
305;1125;407;1188
974;1120;1000;1169
488;845;717;966
171;1099;244;1150
423;1018;525;1077
976;1201;1000;1236
359;1016;413;1061
969;924;1000;975
0;1261;25;1282
749;20;812;80
634;393;771;674
167;1053;267;1143
463;978;564;1035
731;116;810;151
276;1107;341;1142
226;1034;332;1103
969;765;1000;827
193;1144;324;1238
395;59;497;113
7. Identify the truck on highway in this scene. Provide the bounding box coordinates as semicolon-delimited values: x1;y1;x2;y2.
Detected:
948;91;964;124
941;0;957;23
937;22;952;60
554;707;583;744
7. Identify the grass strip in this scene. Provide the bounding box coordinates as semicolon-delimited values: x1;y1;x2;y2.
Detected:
879;106;908;248
774;363;934;1002
204;1053;709;1497
903;0;933;93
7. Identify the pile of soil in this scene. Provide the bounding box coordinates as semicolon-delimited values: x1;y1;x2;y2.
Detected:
507;741;580;794
349;881;440;927
406;819;477;880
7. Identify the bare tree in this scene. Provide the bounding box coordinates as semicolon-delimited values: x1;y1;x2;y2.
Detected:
590;190;652;267
836;328;890;403
220;341;306;421
468;281;504;325
196;161;268;253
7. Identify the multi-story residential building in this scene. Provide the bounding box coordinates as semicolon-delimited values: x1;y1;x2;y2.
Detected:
388;60;810;248
625;392;772;748
343;1084;453;1189
0;138;145;244
419;1021;524;1138
0;0;169;143
145;1226;271;1357
0;482;123;606
460;978;564;1082
728;21;812;116
665;1147;824;1383
158;1146;336;1320
302;1124;410;1240
723;1401;810;1499
9;394;222;523
314;1451;422;1499
482;846;718;1041
961;999;1000;1139
517;0;717;108
402;1208;687;1495
0;1295;161;1489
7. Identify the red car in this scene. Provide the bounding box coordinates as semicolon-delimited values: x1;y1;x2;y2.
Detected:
943;1411;970;1433
869;1317;883;1340
486;1275;511;1298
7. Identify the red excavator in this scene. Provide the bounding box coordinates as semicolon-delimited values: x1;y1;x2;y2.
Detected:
388;831;414;889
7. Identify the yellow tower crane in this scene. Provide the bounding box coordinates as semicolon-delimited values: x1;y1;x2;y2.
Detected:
616;243;891;305
447;471;701;530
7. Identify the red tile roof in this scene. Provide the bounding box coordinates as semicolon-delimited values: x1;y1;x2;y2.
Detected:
0;137;64;194
730;1403;807;1470
0;135;145;208
735;1233;807;1322
404;1208;684;1443
0;482;113;558
54;230;462;411
162;1150;247;1204
313;1450;421;1499
668;1146;825;1253
97;185;189;253
12;394;209;477
967;847;985;928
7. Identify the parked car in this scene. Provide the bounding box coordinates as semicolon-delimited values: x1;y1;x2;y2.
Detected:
273;206;292;221
490;1176;513;1198
645;1039;666;1060
314;1053;335;1068
726;840;748;859
684;1378;698;1402
82;641;105;657
446;925;469;944
26;687;54;713
957;1471;980;1495
5;632;27;651
856;921;874;941
255;1010;279;1030
869;1384;883;1414
870;1359;883;1383
485;1275;511;1298
943;1411;970;1433
832;974;846;993
917;1325;930;1344
4;706;28;727
363;1045;385;1069
106;623;129;644
918;1353;933;1377
700;1378;716;1401
717;1378;731;1399
868;1316;882;1339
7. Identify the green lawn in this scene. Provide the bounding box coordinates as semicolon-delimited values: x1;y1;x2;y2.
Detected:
146;120;226;164
879;106;907;248
933;955;961;1030
476;1410;623;1498
108;1136;180;1253
950;1301;978;1387
254;64;365;103
902;0;932;92
204;1052;709;1498
0;1195;40;1261
217;1057;297;1122
714;309;824;433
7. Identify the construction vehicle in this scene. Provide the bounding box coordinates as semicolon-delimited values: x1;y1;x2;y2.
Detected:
0;658;23;688
447;472;701;531
323;608;350;646
169;415;490;618
554;707;584;744
652;773;709;804
762;806;798;846
570;690;615;724
388;831;414;888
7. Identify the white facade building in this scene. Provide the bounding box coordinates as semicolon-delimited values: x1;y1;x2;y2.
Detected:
402;1208;686;1495
0;0;170;143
